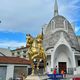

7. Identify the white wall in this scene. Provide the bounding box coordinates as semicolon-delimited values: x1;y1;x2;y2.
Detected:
6;65;14;80
76;67;80;74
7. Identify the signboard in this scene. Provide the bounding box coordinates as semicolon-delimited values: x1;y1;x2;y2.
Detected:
47;74;63;79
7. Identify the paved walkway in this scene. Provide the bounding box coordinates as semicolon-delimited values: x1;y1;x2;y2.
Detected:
39;74;80;80
25;74;80;80
65;74;80;79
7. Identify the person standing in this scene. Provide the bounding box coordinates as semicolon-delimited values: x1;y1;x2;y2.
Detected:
61;69;64;78
46;63;51;74
53;68;57;80
53;68;57;74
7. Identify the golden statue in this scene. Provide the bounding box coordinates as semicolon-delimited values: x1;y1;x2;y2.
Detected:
26;33;46;75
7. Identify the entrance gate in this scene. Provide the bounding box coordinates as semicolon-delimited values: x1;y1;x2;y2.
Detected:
58;62;67;73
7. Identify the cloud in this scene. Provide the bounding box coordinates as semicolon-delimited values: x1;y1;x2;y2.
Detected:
0;0;80;49
59;0;80;22
0;0;52;33
0;0;79;35
0;40;26;49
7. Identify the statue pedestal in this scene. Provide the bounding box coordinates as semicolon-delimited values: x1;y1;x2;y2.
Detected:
25;74;48;80
25;75;40;80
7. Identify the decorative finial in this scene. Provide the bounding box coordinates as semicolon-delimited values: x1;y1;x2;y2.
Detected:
42;27;43;36
54;0;58;16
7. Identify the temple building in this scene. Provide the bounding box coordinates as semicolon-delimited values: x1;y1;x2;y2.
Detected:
7;0;80;77
43;0;80;74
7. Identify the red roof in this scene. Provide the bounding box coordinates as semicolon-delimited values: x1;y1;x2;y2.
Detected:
0;56;31;65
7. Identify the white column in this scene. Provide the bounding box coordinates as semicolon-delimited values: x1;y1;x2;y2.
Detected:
73;54;76;67
70;50;76;75
72;54;77;75
15;51;18;57
54;21;55;29
21;50;24;58
6;65;14;80
51;52;53;69
51;21;52;30
64;20;65;28
26;65;30;75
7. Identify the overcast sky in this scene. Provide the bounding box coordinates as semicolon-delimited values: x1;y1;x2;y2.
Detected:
0;0;80;49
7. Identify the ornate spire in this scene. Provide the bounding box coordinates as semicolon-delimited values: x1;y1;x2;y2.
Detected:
42;27;43;36
54;0;58;16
